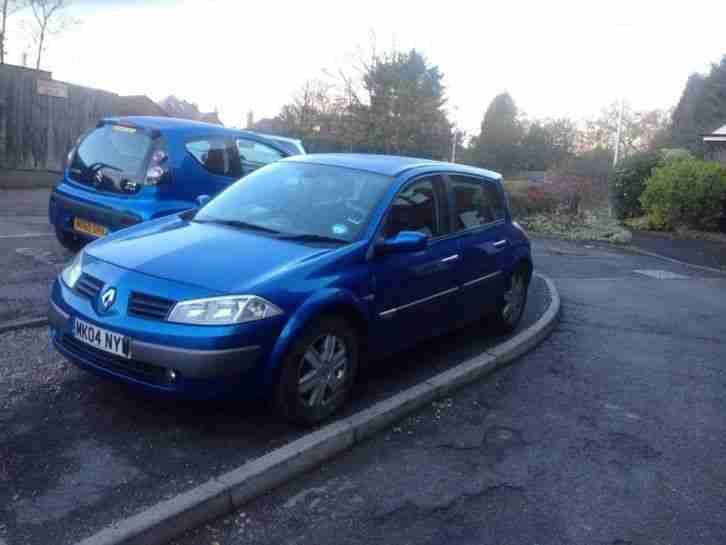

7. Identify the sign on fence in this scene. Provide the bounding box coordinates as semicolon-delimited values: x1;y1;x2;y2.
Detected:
37;79;69;99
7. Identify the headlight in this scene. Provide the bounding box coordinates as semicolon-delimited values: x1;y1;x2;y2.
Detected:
167;295;283;325
61;251;83;288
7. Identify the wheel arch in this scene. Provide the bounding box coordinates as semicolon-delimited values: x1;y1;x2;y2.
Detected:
263;289;370;389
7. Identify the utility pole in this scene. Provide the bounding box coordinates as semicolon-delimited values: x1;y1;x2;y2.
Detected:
451;129;457;163
450;106;460;163
613;97;625;167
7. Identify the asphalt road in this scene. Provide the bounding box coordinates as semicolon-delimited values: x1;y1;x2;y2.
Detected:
630;230;726;271
0;229;548;542
173;239;726;545
0;189;64;323
3;190;726;545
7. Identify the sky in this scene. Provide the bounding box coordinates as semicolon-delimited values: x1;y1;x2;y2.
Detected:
7;0;726;134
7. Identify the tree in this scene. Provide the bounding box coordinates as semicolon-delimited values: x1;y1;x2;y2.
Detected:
27;0;77;70
270;48;453;158
580;102;670;157
361;48;451;158
473;92;523;174
670;56;726;153
1;0;24;64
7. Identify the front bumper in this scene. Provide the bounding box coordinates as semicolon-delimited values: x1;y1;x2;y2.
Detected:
48;268;285;398
49;300;261;381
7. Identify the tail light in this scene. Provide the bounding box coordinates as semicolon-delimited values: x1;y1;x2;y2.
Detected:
65;133;86;169
143;148;169;186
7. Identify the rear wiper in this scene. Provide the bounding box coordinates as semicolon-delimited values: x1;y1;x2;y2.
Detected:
278;233;348;244
194;218;280;235
87;162;122;173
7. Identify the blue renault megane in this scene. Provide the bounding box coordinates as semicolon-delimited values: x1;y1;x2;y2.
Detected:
49;154;532;425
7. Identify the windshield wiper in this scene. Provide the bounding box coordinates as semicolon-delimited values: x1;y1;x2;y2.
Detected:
194;218;281;235
278;233;348;244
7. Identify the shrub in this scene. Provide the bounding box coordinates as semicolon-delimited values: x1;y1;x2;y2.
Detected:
610;151;661;219
640;158;726;231
659;148;693;164
505;184;557;218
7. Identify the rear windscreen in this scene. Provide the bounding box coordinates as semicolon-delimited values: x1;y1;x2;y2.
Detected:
71;124;152;179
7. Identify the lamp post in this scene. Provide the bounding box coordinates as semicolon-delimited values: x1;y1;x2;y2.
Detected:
451;106;460;163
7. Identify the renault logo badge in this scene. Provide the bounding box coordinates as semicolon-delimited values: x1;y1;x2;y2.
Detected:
100;287;116;310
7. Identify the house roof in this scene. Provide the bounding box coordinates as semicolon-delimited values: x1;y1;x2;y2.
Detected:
704;124;726;142
117;95;168;117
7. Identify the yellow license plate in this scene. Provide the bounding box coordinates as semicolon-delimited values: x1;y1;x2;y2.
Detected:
73;217;108;238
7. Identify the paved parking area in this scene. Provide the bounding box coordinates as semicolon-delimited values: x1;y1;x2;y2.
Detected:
174;239;726;545
0;189;62;323
0;270;548;545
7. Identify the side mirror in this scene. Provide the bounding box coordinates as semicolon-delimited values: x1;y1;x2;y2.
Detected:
376;230;428;255
195;194;210;208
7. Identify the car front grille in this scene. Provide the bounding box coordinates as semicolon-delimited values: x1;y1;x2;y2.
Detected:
75;273;104;300
60;334;168;385
128;292;176;321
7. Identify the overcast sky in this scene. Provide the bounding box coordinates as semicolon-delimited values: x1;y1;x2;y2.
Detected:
8;0;726;134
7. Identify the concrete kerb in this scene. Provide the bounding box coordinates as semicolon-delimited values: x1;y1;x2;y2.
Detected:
75;272;561;545
0;317;49;335
625;245;726;276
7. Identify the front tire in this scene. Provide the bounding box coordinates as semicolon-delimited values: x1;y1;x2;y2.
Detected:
275;315;359;426
490;267;529;334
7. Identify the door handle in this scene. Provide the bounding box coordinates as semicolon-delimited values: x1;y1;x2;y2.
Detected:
493;240;508;248
440;254;460;263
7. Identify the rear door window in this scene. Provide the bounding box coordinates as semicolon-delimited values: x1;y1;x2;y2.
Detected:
186;138;242;177
449;175;505;231
71;124;152;182
236;138;285;174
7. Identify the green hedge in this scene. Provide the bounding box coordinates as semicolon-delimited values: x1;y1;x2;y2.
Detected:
610;151;661;219
640;158;726;231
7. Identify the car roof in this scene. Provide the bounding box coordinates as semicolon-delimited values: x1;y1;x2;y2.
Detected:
102;116;257;138
283;153;502;180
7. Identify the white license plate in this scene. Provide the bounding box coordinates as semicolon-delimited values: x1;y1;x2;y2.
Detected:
73;318;130;359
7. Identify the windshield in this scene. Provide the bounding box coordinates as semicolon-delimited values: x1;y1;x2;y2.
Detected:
71;124;152;179
194;162;391;242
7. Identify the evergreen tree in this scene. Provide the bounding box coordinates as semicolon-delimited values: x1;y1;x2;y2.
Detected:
474;93;523;174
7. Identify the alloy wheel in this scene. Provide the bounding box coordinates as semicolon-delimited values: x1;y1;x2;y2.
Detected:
298;334;348;409
502;272;526;326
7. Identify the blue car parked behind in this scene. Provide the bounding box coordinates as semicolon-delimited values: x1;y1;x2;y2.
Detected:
49;116;300;251
49;154;532;425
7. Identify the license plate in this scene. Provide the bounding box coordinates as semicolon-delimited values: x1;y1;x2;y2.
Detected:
73;217;107;238
73;318;130;359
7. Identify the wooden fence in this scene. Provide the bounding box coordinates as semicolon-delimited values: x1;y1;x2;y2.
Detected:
0;64;166;184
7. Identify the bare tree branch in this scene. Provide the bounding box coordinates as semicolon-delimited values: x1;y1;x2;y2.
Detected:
27;0;78;69
1;0;27;64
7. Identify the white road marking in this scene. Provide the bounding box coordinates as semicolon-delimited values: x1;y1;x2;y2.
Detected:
0;232;52;239
634;269;689;280
16;247;62;266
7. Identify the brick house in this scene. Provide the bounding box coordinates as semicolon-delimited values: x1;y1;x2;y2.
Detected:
703;124;726;164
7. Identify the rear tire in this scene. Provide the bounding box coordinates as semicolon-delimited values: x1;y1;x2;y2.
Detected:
275;315;359;427
490;267;530;334
55;226;84;254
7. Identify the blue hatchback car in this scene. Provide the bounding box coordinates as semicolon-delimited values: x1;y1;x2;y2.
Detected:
49;116;298;252
48;154;532;425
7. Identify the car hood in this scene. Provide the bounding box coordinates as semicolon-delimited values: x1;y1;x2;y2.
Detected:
86;216;334;294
